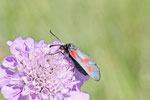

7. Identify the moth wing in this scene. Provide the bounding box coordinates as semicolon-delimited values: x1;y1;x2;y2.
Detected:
69;48;100;81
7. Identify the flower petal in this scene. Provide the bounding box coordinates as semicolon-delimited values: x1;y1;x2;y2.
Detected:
10;74;23;85
1;85;22;100
74;68;90;82
21;85;33;96
2;56;18;69
66;91;89;100
0;65;16;88
8;95;27;100
24;37;34;52
19;95;27;100
29;93;42;100
41;88;49;99
0;65;15;77
74;68;90;89
10;37;25;56
7;41;13;46
0;78;10;89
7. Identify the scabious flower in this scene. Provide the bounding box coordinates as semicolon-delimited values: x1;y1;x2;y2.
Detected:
0;37;90;100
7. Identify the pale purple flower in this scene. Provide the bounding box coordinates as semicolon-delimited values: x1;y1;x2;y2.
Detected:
0;37;89;100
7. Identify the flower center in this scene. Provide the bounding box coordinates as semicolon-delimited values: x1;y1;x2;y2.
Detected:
22;52;75;96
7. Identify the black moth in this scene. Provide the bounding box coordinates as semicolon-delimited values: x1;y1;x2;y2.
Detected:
49;30;100;81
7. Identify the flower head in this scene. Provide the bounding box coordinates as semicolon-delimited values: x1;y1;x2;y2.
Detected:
0;37;89;100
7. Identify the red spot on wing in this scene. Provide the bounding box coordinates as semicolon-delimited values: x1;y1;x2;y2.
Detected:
73;50;79;57
70;51;76;58
70;50;79;58
87;66;92;73
80;59;84;63
84;58;89;63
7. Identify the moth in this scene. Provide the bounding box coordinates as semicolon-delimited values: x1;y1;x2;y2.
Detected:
49;30;100;81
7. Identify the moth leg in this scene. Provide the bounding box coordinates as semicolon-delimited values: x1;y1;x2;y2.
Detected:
49;44;61;48
49;51;61;55
49;49;65;55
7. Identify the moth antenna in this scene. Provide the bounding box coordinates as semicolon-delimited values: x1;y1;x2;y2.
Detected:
49;30;62;42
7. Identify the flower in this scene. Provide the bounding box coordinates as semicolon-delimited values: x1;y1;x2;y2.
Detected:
0;37;90;100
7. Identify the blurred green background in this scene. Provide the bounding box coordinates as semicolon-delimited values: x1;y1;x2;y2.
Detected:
0;0;150;100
